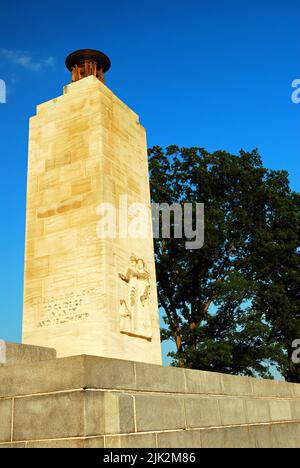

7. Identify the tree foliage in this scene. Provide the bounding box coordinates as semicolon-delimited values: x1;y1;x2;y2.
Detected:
149;146;300;382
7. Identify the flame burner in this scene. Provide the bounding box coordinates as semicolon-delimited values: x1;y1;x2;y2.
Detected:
65;49;111;84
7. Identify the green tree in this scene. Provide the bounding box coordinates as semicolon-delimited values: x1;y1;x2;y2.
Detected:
149;145;300;382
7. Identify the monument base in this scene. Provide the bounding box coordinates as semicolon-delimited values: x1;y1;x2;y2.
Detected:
0;342;299;448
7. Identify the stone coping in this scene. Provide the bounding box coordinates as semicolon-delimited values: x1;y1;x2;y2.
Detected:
0;354;299;399
0;341;56;367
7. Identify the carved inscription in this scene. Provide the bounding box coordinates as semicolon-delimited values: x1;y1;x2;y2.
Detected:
38;287;101;328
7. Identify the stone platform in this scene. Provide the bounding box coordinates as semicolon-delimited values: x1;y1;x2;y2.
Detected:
0;342;299;448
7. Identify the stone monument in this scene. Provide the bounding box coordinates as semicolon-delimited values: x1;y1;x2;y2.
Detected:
0;50;298;449
22;49;162;364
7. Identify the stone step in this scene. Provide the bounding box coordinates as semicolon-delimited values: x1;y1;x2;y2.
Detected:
0;350;299;448
0;353;299;399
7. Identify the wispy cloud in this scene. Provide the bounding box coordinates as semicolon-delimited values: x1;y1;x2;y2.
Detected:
0;49;55;71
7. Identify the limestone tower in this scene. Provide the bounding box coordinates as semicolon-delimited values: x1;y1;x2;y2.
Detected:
22;49;162;365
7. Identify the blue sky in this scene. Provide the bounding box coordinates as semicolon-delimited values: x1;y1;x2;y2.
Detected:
0;0;299;365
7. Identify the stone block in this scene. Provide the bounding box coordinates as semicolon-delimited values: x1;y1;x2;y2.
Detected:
245;399;270;424
0;356;86;398
290;400;300;419
157;430;201;449
13;391;85;441
134;362;186;393
218;398;247;426
250;378;295;398
84;356;136;391
13;390;135;442
254;423;300;449
184;396;221;428
0;399;12;443
221;374;253;396
84;391;135;436
269;400;292;422
83;437;105;448
0;442;26;449
201;426;255;448
27;437;105;448
251;424;277;448
27;439;86;448
0;341;56;367
105;434;156;448
292;384;300;397
273;382;297;398
25;256;49;280
271;422;300;448
71;177;91;196
184;369;223;395
135;395;186;432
